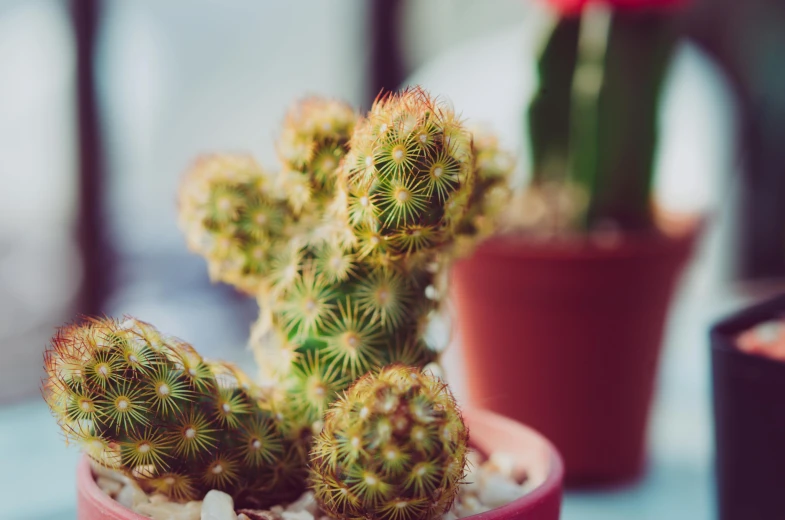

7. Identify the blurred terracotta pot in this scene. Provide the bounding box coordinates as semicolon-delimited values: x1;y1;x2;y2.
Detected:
711;294;785;520
76;408;564;520
451;226;698;485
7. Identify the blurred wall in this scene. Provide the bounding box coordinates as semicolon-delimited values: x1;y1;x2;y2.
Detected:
0;0;80;403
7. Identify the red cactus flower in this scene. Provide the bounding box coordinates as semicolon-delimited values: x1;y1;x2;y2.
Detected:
545;0;689;15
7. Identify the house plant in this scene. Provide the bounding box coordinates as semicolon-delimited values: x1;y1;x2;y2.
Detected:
44;89;564;519
711;293;785;520
450;0;700;485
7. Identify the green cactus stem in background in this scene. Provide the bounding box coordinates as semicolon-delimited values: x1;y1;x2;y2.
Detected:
528;17;581;185
42;316;306;507
529;8;680;231
310;364;469;520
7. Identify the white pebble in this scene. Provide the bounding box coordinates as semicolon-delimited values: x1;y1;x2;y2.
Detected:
281;511;313;520
137;500;201;520
116;479;149;509
486;452;517;479
286;492;318;515
96;477;123;497
201;490;237;520
453;495;491;519
477;472;526;509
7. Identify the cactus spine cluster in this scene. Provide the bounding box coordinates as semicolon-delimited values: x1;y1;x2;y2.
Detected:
178;155;297;295
42;317;306;507
310;365;468;520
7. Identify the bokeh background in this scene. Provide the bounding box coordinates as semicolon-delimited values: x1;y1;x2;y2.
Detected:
1;0;783;518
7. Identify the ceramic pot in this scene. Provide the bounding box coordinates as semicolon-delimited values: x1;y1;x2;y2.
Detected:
76;408;564;519
451;227;698;485
711;293;785;520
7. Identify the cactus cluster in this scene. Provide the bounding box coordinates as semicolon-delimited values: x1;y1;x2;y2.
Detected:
42;317;306;507
45;87;509;517
245;89;501;427
310;365;468;520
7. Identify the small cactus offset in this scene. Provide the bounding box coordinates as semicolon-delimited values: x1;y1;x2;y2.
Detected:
42;316;306;506
310;365;469;520
451;126;517;256
277;97;358;212
178;154;297;295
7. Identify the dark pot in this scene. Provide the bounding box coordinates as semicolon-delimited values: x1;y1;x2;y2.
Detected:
711;293;785;520
451;225;698;485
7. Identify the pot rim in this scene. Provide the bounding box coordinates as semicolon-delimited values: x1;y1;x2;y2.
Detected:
76;408;564;520
460;407;564;519
466;218;703;263
710;293;785;359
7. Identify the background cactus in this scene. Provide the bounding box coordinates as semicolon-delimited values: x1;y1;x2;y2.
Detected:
309;364;469;520
42;316;306;507
527;9;679;231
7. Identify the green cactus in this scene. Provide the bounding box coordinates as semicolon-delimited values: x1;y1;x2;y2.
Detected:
309;364;469;520
42;316;306;507
248;89;484;425
343;87;475;267
527;10;679;231
177;87;507;466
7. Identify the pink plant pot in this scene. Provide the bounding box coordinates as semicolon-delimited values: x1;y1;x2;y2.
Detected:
76;408;564;520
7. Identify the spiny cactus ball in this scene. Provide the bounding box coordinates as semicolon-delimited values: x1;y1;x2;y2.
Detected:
277;97;357;212
42;316;306;506
310;365;469;520
178;154;297;294
343;87;475;268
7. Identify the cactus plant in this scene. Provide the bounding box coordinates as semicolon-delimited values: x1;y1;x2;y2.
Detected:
244;89;488;425
42;87;507;518
42;316;306;506
173;88;508;513
309;364;469;520
528;5;680;231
